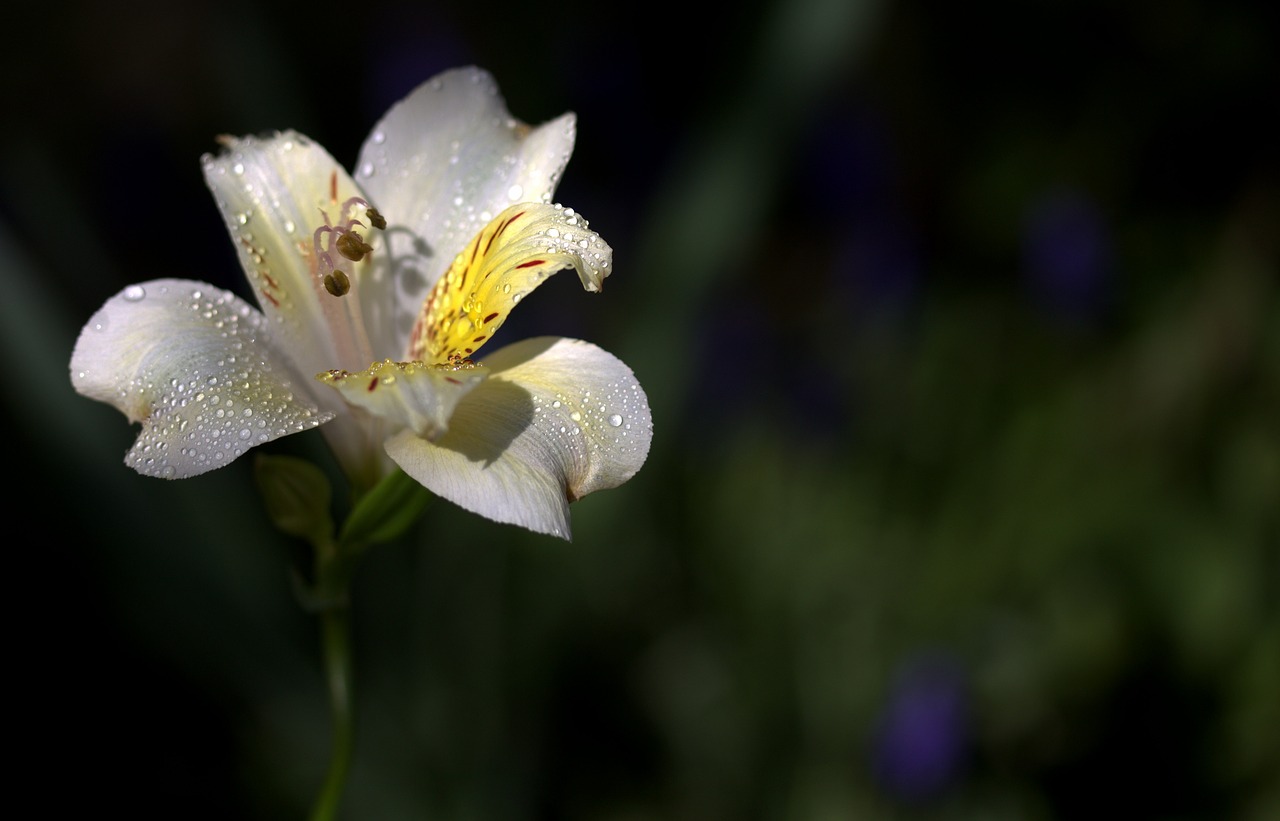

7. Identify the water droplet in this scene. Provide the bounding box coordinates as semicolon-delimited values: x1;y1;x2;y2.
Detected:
122;285;145;302
507;184;523;200
232;162;244;175
359;162;374;178
372;130;386;144
608;414;623;427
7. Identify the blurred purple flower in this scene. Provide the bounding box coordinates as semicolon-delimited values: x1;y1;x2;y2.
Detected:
1022;188;1112;324
871;654;969;801
837;214;922;313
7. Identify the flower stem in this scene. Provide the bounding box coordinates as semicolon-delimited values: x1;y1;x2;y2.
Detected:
309;551;355;821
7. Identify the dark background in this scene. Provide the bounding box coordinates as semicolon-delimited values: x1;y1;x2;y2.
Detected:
5;0;1277;818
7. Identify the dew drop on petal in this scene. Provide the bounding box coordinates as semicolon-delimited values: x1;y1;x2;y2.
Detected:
123;285;146;302
608;414;623;427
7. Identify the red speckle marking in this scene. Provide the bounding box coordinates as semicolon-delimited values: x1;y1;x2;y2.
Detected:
483;312;499;323
261;290;280;308
445;376;461;384
473;335;487;343
329;171;338;204
368;376;379;391
515;259;544;269
483;212;517;255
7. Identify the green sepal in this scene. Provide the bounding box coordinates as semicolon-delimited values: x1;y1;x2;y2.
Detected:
339;468;432;548
254;453;335;546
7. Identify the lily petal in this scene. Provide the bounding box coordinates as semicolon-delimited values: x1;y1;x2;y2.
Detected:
70;279;334;478
408;203;612;363
384;337;652;539
353;66;578;358
317;358;488;440
203;132;376;377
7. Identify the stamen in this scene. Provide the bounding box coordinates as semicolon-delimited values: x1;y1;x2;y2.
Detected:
310;192;387;298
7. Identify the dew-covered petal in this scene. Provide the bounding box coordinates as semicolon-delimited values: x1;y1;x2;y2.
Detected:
407;203;612;363
385;337;652;539
316;358;487;440
70;279;334;479
353;67;578;359
203;132;376;376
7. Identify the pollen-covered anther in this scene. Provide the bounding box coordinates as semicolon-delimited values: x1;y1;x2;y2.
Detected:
324;269;350;297
365;206;386;230
336;231;373;261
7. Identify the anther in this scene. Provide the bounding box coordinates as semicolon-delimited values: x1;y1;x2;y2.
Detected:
336;231;373;261
324;270;351;296
366;206;386;230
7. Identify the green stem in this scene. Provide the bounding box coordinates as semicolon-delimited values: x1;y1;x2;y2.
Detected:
255;458;431;818
309;553;355;821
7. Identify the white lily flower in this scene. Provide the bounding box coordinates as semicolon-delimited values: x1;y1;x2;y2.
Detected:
71;67;651;539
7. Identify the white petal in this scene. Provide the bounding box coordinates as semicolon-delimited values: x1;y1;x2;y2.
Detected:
385;337;652;539
203;132;377;376
70;279;334;478
317;358;487;440
354;67;578;359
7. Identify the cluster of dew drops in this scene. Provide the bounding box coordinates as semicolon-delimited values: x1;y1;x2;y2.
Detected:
529;376;645;464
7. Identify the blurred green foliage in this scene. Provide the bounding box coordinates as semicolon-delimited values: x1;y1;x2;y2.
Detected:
4;0;1276;818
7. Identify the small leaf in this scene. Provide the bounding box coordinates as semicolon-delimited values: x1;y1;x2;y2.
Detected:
254;454;334;545
340;468;432;547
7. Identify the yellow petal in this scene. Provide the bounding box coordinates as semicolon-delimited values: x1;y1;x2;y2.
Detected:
317;358;487;440
407;203;612;363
